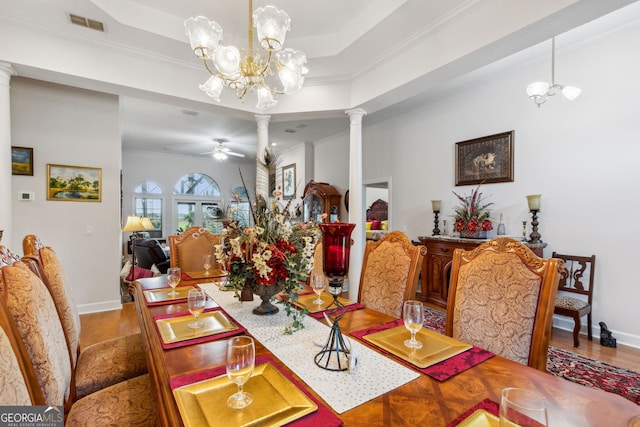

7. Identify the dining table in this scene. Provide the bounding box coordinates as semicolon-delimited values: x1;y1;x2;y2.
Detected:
133;274;640;426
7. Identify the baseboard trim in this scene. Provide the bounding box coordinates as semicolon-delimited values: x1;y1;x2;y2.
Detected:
77;300;122;315
552;315;640;350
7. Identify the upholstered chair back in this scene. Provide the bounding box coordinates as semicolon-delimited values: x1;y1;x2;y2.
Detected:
445;238;563;371
307;241;329;287
169;227;222;272
0;294;45;406
358;231;427;317
0;252;73;410
23;235;81;366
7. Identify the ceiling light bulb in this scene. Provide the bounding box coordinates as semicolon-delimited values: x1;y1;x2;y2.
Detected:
562;86;582;101
199;75;224;101
253;6;290;51
184;16;222;59
213;151;227;160
526;82;549;97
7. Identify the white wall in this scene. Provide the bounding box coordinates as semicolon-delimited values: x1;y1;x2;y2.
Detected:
353;20;640;346
10;78;122;312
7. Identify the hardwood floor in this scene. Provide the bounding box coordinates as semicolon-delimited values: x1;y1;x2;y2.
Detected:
79;302;640;373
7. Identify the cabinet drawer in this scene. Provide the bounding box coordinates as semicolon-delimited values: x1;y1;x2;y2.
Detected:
427;243;454;257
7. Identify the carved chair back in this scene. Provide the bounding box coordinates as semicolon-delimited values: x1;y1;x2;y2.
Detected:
552;252;596;347
169;227;222;272
358;231;426;317
446;238;563;371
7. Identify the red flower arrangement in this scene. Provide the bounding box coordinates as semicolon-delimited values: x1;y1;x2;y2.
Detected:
452;184;494;235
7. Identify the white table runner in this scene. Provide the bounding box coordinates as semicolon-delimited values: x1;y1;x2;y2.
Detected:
199;283;419;414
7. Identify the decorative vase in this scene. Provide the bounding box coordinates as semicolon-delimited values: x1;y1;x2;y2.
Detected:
459;228;487;239
252;283;281;315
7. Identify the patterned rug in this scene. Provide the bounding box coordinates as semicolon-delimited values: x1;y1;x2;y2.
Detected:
423;306;640;405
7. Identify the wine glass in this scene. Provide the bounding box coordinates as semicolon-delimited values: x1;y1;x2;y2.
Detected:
403;300;424;349
226;336;255;409
187;288;205;329
310;271;327;305
203;254;212;274
500;388;548;427
167;267;181;297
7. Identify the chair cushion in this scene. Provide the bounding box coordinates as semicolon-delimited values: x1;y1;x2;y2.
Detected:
2;262;71;406
0;328;32;405
40;247;82;365
75;333;148;400
66;374;156;426
555;295;589;311
452;251;541;366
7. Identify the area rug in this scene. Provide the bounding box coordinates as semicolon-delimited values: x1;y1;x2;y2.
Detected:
423;306;640;405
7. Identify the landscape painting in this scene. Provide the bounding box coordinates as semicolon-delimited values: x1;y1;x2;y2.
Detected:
47;164;102;202
11;146;33;176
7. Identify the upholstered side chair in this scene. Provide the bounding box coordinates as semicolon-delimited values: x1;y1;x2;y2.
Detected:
445;237;563;372
0;246;156;425
552;252;596;347
169;226;222;272
358;231;427;317
22;234;148;399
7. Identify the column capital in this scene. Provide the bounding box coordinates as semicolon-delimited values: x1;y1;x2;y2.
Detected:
345;108;366;122
254;114;271;124
0;62;16;87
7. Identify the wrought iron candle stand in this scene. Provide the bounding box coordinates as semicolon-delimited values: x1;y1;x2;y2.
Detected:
314;222;355;372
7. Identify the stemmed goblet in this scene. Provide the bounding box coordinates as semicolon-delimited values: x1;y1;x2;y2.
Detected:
403;300;424;349
203;254;212;274
226;336;255;409
310;271;327;305
187;288;205;329
500;387;548;427
167;267;181;297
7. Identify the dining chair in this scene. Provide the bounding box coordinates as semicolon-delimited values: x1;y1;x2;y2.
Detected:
357;231;427;317
0;245;156;424
551;252;596;347
445;237;563;371
22;234;148;399
169;226;222;272
307;241;329;287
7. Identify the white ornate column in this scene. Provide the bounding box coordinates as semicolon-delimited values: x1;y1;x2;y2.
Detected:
0;62;16;246
255;114;270;199
345;108;366;301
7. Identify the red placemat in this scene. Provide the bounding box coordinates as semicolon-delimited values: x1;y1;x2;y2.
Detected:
181;272;194;281
170;354;343;427
446;399;499;426
350;320;494;381
308;303;366;319
153;308;246;350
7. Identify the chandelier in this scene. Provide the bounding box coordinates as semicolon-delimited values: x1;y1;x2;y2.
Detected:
526;37;581;107
184;1;308;110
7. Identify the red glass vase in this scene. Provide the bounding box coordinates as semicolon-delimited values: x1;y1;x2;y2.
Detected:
318;223;356;281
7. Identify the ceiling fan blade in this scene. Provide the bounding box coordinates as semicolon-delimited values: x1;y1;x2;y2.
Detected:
227;151;245;158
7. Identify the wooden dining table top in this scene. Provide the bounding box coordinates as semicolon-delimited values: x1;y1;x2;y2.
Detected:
133;275;639;426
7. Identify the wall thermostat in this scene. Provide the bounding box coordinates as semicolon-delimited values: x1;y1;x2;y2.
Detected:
19;191;34;201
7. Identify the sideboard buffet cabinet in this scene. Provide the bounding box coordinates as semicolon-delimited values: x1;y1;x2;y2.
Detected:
417;236;546;308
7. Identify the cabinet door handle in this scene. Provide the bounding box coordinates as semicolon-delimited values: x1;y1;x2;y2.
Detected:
440;247;449;253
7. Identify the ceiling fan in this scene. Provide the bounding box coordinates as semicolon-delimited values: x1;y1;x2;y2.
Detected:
202;138;245;160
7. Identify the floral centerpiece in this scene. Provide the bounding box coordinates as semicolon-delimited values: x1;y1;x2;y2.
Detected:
215;191;320;334
452;184;494;238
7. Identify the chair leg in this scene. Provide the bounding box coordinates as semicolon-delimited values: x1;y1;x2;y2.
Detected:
587;313;592;341
572;314;581;347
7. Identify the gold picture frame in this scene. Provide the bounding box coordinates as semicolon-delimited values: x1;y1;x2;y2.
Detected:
11;146;33;176
46;164;102;202
455;131;514;186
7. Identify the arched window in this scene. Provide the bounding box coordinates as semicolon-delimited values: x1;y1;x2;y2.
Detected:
174;173;224;233
133;180;162;236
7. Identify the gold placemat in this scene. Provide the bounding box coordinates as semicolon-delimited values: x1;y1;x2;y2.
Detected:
186;269;226;280
173;362;317;427
363;325;471;368
156;311;238;344
294;292;355;313
457;409;500;426
144;286;194;303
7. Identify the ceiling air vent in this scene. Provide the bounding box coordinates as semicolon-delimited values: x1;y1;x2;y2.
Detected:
69;14;105;32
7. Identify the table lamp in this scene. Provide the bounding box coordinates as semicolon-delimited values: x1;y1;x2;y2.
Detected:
122;215;145;277
526;194;542;244
315;222;356;372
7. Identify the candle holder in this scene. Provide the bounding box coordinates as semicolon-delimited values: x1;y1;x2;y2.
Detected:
315;222;356;372
431;200;441;236
526;195;542;244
